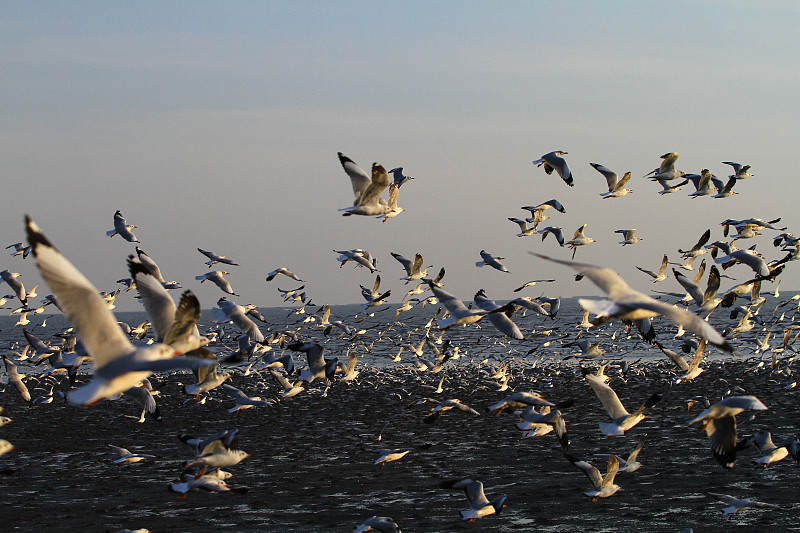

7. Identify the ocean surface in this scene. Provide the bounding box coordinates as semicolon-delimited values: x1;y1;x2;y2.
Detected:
3;293;794;373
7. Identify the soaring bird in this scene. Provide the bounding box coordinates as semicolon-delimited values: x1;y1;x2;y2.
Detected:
439;478;506;521
564;453;622;500
533;254;733;352
475;250;509;273
533;151;574;187
196;271;238;296
265;267;303;282
106;210;139;242
636;254;669;282
390;252;430;283
645;151;685;181
197;248;239;267
581;366;661;436
615;229;642;246
590;163;633;198
688;395;768;468
337;152;392;216
565;224;595;258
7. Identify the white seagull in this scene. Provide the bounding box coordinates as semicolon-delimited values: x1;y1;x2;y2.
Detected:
581;366;661;436
590;163;633;198
337;152;392;216
475;249;509;273
106;210;139;243
439;478;506;522
197;248;239;267
532;254;733;352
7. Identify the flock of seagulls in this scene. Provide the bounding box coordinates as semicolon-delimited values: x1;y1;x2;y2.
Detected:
0;147;798;530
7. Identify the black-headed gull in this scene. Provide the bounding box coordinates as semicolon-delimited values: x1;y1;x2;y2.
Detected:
439;478;506;521
533;151;574;187
532;254;733;351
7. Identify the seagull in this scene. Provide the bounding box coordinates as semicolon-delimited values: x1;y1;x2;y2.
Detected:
473;289;524;340
388;166;414;187
106;210;139;242
514;404;570;449
590;164;633;198
513;279;555;292
532;254;733;351
661;339;706;383
0;270;27;306
6;242;31;259
423;398;480;423
265;267;303;282
135;247;166;284
594;433;648;472
2;355;31;403
222;383;271;414
520;199;566;229
564;452;622;499
354;516;402;533
743;431;797;468
565;225;595;259
286;340;338;392
475;250;509;273
707;493;777;515
712;176;739;198
334;249;379;272
688;395;768;468
169;473;239;499
636;254;669;282
184;439;251;471
197;248;239;267
390;252;430;283
672;264;723;313
337;153;392;216
508;218;536;237
678;229;711;260
645;151;685;181
655;177;690;195
24;216;215;406
615;229;642;246
360;275;392;308
107;444;155;464
722;161;754;180
196;271;238;296
487;391;555;415
688;169;722;198
533;151;574;187
213;298;265;343
580;366;661;436
538;226;565;247
439;478;506;521
713;245;771;278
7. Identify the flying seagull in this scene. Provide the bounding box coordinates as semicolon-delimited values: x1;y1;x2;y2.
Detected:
532;151;574;187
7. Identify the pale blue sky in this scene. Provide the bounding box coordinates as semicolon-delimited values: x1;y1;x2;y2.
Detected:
2;2;798;311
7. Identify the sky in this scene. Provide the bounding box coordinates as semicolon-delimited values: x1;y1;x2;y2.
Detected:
2;2;799;313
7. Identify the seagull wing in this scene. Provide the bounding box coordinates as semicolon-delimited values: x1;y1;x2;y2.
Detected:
27;216;133;368
583;372;630;420
338;152;371;203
